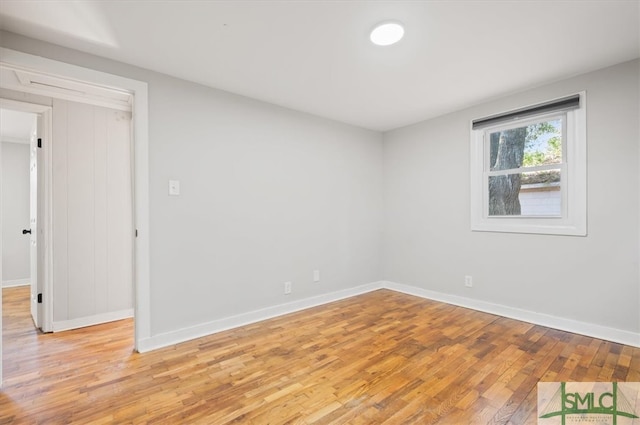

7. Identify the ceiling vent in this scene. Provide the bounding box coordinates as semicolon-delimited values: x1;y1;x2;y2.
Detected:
1;65;132;111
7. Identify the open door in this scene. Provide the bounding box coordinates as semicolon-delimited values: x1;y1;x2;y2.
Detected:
28;116;43;329
1;52;149;353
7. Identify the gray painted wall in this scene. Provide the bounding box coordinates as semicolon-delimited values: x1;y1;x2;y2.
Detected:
147;73;384;335
1;141;30;284
383;59;639;333
0;31;384;336
1;31;637;342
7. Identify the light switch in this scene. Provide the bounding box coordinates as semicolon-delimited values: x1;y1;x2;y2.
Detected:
169;180;180;196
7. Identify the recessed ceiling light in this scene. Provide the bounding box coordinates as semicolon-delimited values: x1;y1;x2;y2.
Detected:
370;21;405;46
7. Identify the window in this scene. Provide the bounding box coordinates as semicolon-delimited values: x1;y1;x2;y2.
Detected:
470;93;586;235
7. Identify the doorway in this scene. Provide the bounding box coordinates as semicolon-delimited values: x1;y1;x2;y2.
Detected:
1;109;35;293
0;48;150;388
1;103;50;331
1;95;137;331
1;97;136;392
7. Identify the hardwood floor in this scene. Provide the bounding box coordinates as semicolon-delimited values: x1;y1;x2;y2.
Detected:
1;286;639;424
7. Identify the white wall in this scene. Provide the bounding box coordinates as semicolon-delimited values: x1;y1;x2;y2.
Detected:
0;32;384;338
1;141;30;285
383;59;640;334
51;99;133;325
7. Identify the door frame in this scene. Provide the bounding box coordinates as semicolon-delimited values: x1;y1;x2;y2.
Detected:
0;48;150;365
0;99;53;332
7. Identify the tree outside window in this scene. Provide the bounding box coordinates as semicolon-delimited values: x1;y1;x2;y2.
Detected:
470;92;586;236
488;118;562;216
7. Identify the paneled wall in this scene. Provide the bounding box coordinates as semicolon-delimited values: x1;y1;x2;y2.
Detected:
52;99;133;327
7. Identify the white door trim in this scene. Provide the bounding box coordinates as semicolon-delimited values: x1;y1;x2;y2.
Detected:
0;47;150;352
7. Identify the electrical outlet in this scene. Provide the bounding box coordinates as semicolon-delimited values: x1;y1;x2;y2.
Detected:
313;270;320;282
284;281;292;294
465;276;473;288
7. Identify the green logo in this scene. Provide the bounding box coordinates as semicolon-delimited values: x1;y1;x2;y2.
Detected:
539;382;639;425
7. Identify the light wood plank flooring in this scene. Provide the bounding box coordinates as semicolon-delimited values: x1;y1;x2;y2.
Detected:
1;286;639;424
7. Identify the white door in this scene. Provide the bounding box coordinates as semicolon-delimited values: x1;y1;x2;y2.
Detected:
28;118;42;328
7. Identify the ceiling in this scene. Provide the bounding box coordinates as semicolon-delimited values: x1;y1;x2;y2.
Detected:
0;1;638;132
0;108;36;144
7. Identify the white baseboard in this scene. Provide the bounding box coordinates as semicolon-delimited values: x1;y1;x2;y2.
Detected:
2;278;30;288
137;282;384;353
52;309;134;332
383;281;640;348
137;280;639;353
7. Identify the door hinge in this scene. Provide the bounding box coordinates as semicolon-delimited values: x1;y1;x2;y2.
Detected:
37;138;42;148
37;293;43;303
135;229;138;237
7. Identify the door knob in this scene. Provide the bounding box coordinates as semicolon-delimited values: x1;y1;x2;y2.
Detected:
22;229;31;234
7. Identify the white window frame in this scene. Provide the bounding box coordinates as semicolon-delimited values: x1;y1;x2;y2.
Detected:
470;92;587;236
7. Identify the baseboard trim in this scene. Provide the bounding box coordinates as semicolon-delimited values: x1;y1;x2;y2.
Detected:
2;278;30;288
52;309;134;332
384;281;640;348
137;280;639;353
137;281;384;353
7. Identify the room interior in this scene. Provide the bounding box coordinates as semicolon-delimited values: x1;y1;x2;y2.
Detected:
1;108;34;289
0;1;638;423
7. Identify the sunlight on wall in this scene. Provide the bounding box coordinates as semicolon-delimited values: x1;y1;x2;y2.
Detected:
0;1;118;48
